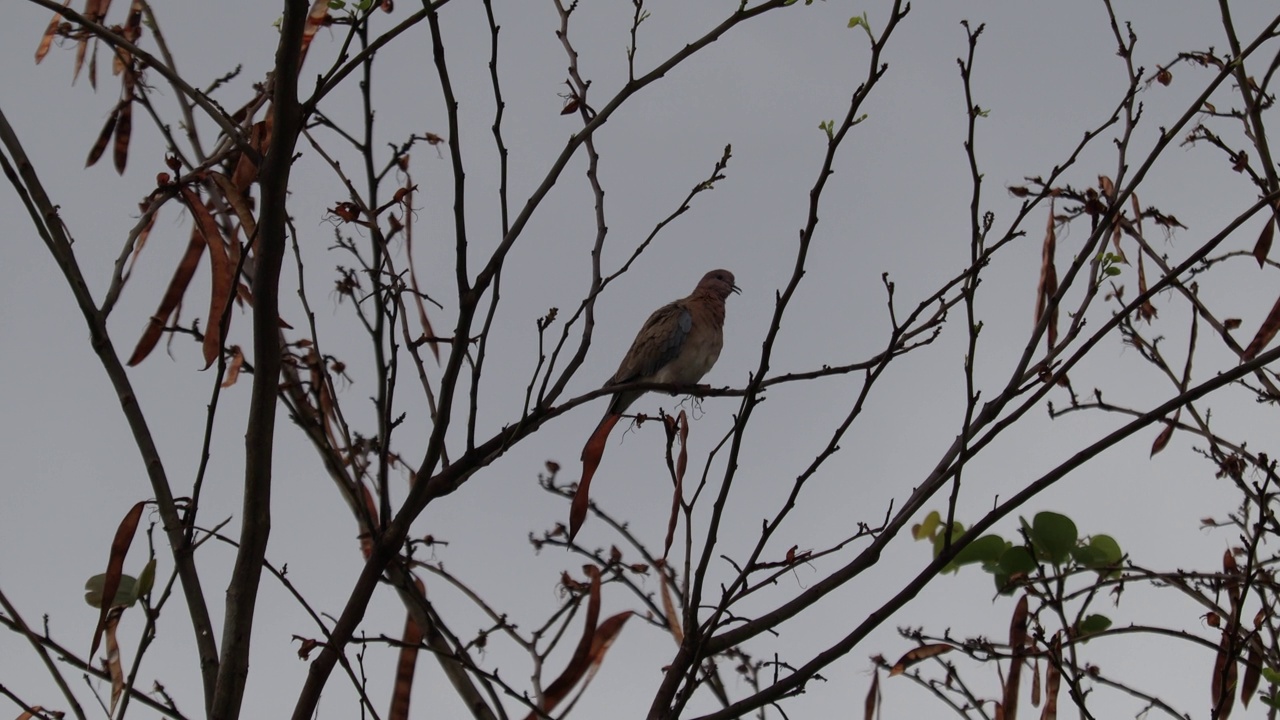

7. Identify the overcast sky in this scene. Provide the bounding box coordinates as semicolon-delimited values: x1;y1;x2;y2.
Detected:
2;1;1278;718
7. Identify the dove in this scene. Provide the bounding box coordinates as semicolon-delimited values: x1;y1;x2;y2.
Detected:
569;269;739;540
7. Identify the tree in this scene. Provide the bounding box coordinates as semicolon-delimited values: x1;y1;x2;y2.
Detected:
1;1;1278;719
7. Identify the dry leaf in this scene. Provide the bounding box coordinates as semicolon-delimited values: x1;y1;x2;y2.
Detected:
91;0;112;23
72;31;89;84
105;606;125;715
128;225;204;365
888;644;952;676
1003;594;1029;720
388;580;425;720
580;611;633;688
210;172;258;241
1233;151;1251;174
1150;422;1174;456
663;411;688;560
526;567;603;719
1242;637;1261;708
35;1;70;63
297;0;330;66
231;118;272;190
16;707;64;720
1223;549;1242;610
1031;657;1041;707
676;409;689;481
90;501;145;661
1240;291;1280;362
1097;175;1115;200
221;345;244;387
659;567;683;645
86;107;120;168
1211;629;1238;719
1035;202;1059;350
73;0;110;83
312;349;340;449
1151;410;1179;457
1117;193;1141;262
178;188;234;368
1255;216;1275;269
112;71;135;174
88;44;98;88
399;177;440;362
330;201;360;223
293;635;319;659
865;668;881;720
1137;254;1156;321
357;484;378;559
1041;637;1060;720
113;1;143;73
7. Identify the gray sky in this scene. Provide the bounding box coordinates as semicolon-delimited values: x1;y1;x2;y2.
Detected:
2;1;1277;717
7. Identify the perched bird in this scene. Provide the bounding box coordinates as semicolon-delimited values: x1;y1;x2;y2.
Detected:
569;269;740;540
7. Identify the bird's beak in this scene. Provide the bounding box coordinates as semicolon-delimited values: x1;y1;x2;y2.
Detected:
731;282;742;295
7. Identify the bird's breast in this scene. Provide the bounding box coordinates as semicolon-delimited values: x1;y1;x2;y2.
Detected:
654;332;723;385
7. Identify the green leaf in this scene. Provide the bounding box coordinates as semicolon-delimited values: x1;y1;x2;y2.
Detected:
847;11;872;37
999;545;1038;575
85;573;139;609
1071;534;1122;576
992;546;1038;594
1030;511;1077;565
951;534;1009;567
1087;535;1122;566
1262;667;1280;685
932;522;965;562
136;558;157;598
1070;544;1100;567
913;510;942;541
1078;614;1112;637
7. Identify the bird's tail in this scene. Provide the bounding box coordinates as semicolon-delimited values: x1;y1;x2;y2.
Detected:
569;412;622;541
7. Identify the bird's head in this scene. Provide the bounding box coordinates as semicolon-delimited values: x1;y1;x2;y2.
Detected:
698;269;741;299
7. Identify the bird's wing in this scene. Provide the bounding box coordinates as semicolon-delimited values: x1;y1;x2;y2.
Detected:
609;300;693;385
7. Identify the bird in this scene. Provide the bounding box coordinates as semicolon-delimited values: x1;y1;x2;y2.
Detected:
569;269;740;541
